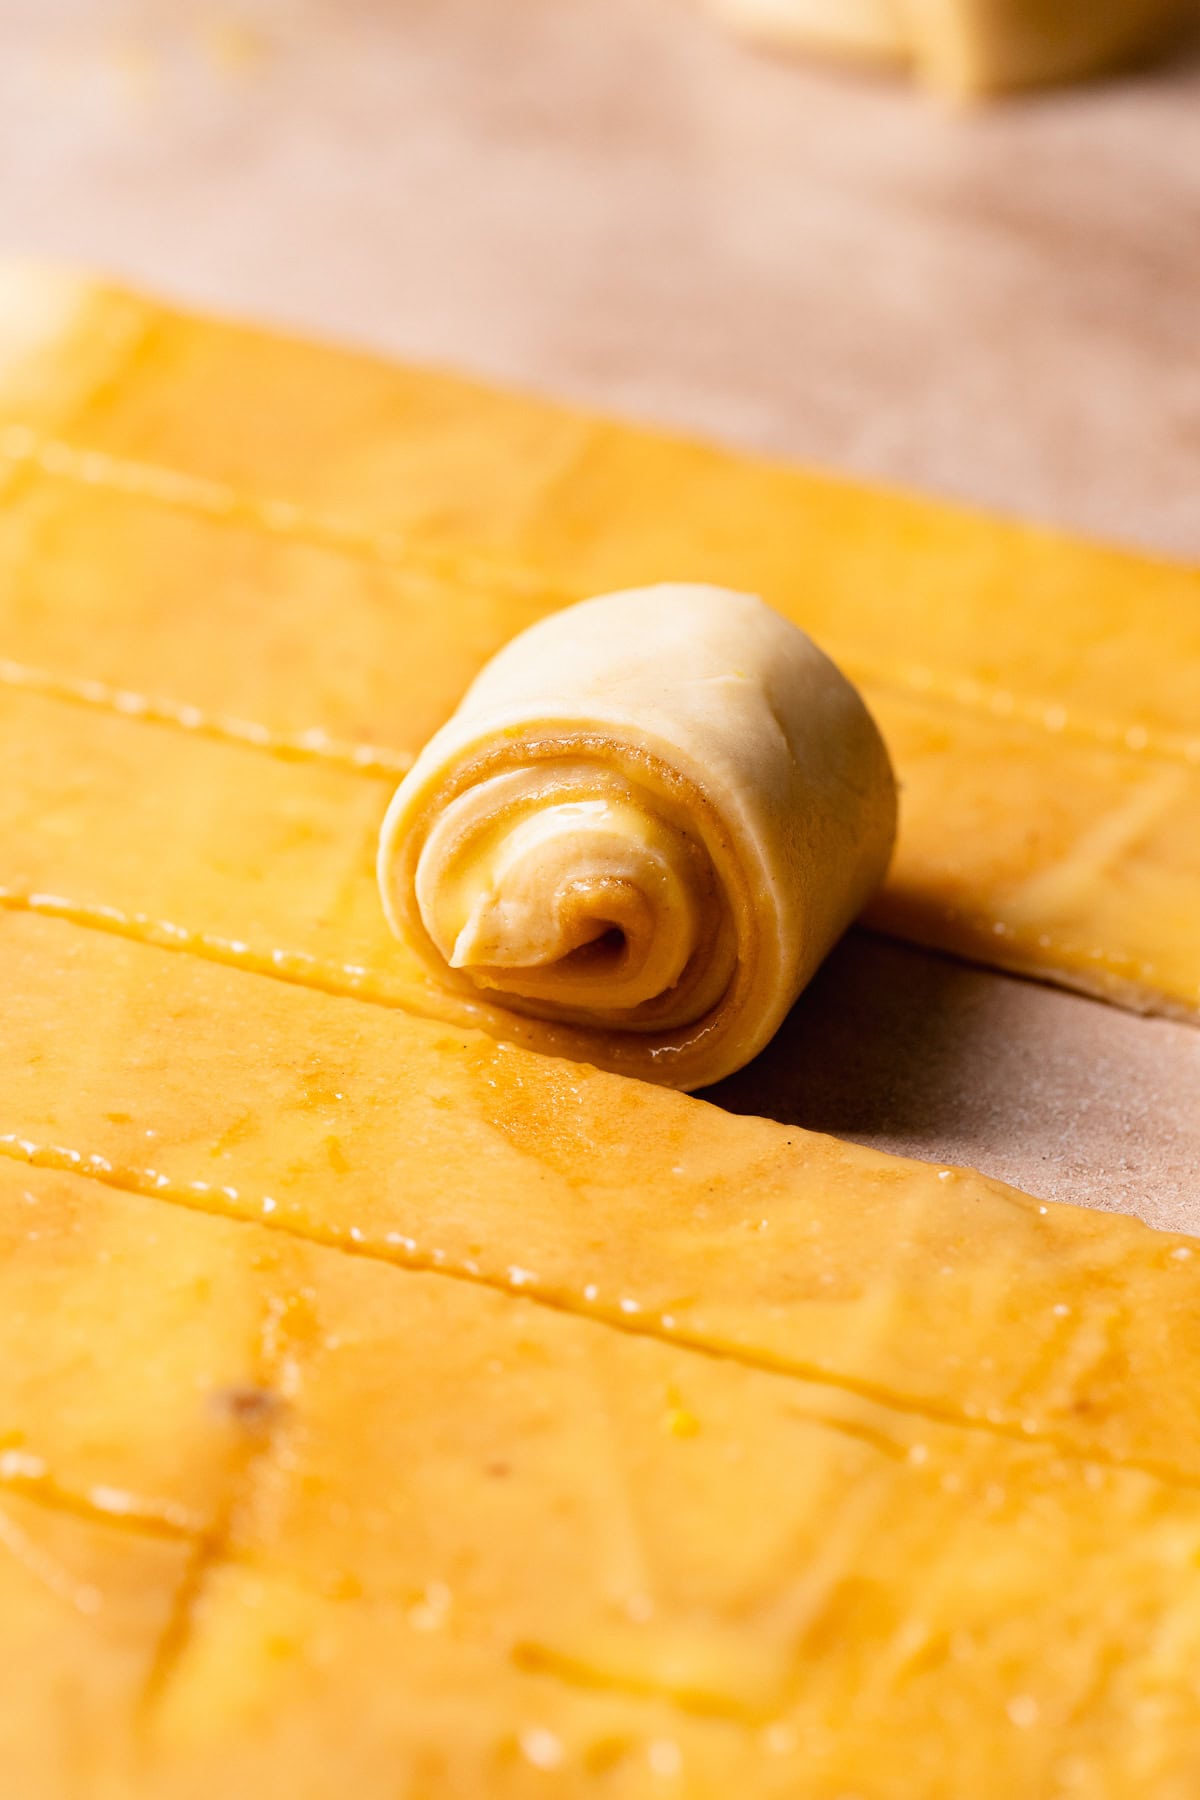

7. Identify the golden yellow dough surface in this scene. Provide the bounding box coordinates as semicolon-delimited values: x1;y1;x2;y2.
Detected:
3;268;1200;1797
1;265;1197;1024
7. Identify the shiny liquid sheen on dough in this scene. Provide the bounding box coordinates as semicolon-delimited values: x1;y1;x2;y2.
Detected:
1;268;1200;1799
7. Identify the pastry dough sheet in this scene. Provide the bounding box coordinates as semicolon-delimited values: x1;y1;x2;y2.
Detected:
1;265;1195;1030
2;269;1200;1796
6;913;1200;1797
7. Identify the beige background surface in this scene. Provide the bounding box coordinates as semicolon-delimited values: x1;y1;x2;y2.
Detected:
0;0;1197;1223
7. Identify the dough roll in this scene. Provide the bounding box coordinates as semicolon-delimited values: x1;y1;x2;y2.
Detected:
378;584;896;1090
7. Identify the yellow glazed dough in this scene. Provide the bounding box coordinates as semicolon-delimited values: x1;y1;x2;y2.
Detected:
3;268;1200;1794
7;915;1200;1797
0;266;1195;1029
377;585;896;1089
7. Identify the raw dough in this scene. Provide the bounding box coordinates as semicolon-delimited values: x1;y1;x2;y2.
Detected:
2;268;1200;1796
377;585;896;1089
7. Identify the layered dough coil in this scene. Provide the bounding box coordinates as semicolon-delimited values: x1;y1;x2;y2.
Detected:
378;585;896;1089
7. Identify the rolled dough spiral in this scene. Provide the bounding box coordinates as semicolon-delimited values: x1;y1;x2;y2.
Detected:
378;584;896;1090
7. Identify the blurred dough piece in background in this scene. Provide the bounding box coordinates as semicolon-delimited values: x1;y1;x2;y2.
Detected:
701;0;1199;95
703;0;908;68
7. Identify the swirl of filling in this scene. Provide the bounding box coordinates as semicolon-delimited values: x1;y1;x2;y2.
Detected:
378;585;896;1090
